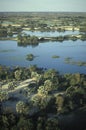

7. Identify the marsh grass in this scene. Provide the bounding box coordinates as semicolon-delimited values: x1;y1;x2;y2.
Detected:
65;57;86;66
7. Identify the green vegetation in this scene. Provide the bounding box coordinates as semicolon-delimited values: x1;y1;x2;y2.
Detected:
65;57;72;61
0;91;9;102
80;27;86;32
0;24;22;37
0;28;7;37
17;34;39;47
16;33;86;46
0;12;86;42
0;12;86;130
0;65;86;130
16;101;29;114
65;57;86;66
26;53;36;61
52;55;60;59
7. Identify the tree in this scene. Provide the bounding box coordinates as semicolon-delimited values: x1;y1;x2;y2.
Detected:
38;86;48;96
1;115;9;129
16;101;29;115
31;71;42;85
44;69;58;80
37;117;46;130
0;91;9;102
56;94;64;113
8;82;16;90
14;69;22;80
0;66;8;80
45;118;60;130
31;94;42;108
66;86;86;109
17;34;39;46
69;73;81;86
17;116;34;130
31;94;48;109
29;65;37;72
44;80;53;92
37;80;53;96
0;28;7;37
17;33;22;42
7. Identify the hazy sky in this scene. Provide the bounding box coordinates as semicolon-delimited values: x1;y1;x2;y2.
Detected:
0;0;86;12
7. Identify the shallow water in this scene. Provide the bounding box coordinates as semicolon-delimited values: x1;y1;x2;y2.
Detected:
0;39;86;74
22;30;80;37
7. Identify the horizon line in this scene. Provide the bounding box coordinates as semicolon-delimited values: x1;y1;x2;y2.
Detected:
0;11;86;13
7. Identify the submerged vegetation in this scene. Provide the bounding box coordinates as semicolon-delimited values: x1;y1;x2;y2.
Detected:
65;57;86;66
0;49;15;53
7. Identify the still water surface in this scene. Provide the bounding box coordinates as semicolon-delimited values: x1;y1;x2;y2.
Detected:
0;39;86;74
22;30;80;37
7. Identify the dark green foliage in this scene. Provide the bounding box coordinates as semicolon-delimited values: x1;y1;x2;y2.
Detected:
37;117;46;130
0;65;86;130
45;118;60;130
17;117;34;130
26;53;35;61
80;27;86;32
17;34;39;47
0;28;7;37
0;91;9;102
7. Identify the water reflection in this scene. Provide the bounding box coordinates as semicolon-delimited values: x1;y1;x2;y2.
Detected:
0;40;86;74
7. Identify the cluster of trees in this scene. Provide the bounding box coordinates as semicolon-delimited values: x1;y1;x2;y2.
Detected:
55;34;86;42
0;26;7;37
7;24;22;37
1;12;86;40
17;34;86;47
0;113;61;130
0;65;86;130
17;34;39;47
0;65;31;81
79;26;86;32
0;24;22;37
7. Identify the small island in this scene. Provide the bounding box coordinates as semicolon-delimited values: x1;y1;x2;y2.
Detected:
26;53;36;61
52;55;60;58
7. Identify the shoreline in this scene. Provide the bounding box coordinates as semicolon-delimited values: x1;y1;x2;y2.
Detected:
0;33;86;41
